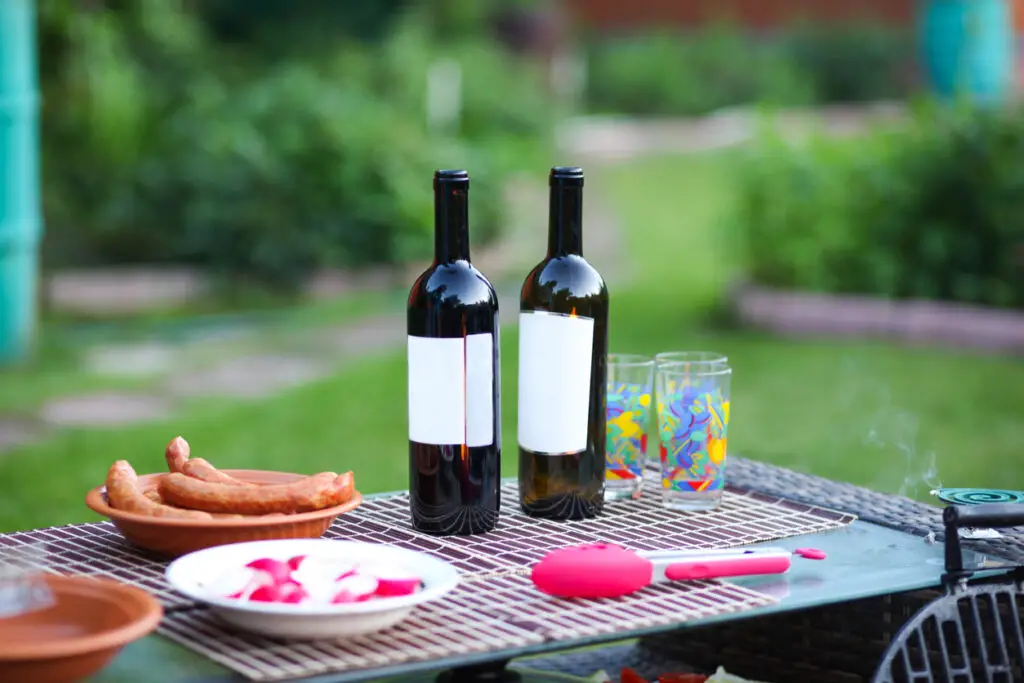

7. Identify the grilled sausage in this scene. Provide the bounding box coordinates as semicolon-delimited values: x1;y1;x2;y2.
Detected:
158;471;354;515
182;458;257;487
165;436;190;473
106;461;212;519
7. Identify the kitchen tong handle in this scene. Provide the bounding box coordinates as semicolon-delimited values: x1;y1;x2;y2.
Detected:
663;553;792;581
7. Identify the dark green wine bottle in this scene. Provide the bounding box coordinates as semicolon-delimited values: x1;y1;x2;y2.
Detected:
517;166;609;520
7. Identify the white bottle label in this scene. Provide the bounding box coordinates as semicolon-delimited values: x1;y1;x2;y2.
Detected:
517;311;594;454
407;333;494;447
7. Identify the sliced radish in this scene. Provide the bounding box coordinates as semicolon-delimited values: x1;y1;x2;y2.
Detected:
293;575;337;604
249;584;282;603
243;579;310;604
292;557;354;587
218;554;422;606
210;567;270;601
373;568;422;597
334;565;358;581
277;581;309;604
355;562;393;578
330;590;371;604
291;557;353;603
245;558;292;585
331;574;379;604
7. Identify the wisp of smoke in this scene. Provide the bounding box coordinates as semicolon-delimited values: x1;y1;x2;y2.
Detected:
865;407;941;498
831;353;942;498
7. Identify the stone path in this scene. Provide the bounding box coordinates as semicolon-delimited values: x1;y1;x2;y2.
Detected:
1;103;900;451
41;393;173;428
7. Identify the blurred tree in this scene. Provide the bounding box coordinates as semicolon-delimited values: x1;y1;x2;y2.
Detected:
35;0;556;288
201;0;411;46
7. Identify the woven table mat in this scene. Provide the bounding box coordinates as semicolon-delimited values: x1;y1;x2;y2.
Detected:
159;567;774;682
155;569;770;679
0;467;855;614
320;475;856;575
0;521;191;608
151;469;853;681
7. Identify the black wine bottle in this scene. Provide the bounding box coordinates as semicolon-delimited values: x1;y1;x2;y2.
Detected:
407;169;501;536
518;166;609;520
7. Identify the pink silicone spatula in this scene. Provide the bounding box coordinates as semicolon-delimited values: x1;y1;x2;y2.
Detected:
531;542;793;598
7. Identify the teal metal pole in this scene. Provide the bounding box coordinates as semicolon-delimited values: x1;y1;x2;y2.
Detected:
0;0;41;364
920;0;1015;104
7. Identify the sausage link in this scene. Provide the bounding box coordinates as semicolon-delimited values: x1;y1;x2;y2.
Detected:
158;471;354;515
106;461;212;519
182;458;256;487
165;436;190;473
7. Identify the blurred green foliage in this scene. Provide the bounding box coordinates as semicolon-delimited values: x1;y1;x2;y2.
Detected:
584;22;914;117
733;103;1024;308
784;21;915;103
584;25;815;117
38;0;554;289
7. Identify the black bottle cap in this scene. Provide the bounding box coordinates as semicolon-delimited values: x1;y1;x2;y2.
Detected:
434;169;470;189
550;166;584;187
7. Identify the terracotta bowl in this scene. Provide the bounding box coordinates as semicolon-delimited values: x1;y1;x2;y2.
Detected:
85;469;363;558
0;574;162;683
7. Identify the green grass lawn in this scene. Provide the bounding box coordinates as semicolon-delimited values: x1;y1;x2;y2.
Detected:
2;151;1022;532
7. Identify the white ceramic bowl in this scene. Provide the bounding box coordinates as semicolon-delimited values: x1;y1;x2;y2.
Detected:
165;538;459;640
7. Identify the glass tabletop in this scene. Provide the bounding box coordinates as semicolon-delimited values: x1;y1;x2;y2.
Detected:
87;517;1008;683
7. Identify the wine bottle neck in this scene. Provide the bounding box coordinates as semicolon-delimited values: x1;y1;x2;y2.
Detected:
435;182;470;264
548;185;583;257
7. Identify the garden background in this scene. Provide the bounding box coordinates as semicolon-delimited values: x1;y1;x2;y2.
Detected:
0;0;1021;532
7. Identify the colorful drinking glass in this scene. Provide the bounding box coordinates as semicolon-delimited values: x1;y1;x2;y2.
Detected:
655;360;731;511
605;354;655;501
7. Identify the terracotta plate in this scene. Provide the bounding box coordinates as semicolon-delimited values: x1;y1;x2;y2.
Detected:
0;574;162;683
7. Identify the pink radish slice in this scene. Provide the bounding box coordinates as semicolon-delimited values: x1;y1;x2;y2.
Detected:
249;584;282;603
335;566;358;581
277;581;309;604
332;575;379;604
211;567;271;601
373;568;422;597
246;558;292;585
292;558;355;595
292;576;338;604
247;580;308;604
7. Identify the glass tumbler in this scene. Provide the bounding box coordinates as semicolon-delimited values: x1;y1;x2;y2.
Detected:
655;360;732;511
605;354;655;501
655;351;728;368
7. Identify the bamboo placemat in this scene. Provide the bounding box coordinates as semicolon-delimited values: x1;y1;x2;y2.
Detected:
0;467;857;681
159;572;771;681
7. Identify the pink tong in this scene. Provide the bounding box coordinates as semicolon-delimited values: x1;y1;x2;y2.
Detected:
531;542;793;598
